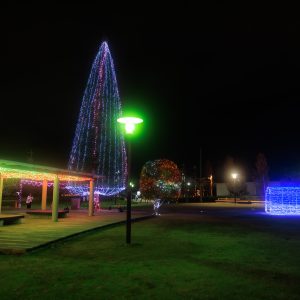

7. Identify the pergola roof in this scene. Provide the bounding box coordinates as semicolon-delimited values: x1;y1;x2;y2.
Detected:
0;159;97;182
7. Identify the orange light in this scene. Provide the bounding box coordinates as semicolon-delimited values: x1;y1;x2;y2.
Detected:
0;167;91;182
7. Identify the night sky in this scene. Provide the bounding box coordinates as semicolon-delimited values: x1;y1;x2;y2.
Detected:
1;3;300;181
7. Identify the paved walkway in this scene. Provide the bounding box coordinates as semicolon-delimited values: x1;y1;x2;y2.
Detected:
0;209;153;254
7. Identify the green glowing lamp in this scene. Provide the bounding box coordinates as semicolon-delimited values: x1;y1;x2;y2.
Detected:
117;115;143;244
117;117;143;134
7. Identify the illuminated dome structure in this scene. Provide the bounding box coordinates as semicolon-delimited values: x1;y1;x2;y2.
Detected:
67;42;127;196
139;159;181;200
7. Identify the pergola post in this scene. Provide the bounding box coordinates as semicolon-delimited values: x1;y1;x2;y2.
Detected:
41;179;48;210
88;179;94;216
52;175;59;222
0;174;3;214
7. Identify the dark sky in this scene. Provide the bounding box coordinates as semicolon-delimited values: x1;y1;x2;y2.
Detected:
1;3;300;181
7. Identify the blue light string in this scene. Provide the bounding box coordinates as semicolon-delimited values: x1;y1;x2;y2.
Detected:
68;41;127;196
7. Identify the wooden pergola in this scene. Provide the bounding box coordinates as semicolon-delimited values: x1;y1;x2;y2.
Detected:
0;159;97;221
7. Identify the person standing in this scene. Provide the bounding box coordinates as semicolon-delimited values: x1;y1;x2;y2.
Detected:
93;194;100;212
26;193;33;209
16;191;22;208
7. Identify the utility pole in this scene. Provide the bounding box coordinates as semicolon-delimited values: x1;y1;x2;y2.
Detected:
193;165;197;197
27;149;34;163
209;174;213;196
199;147;202;201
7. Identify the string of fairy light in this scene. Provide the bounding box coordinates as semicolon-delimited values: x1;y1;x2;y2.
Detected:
140;159;182;199
0;167;91;182
68;41;127;196
265;186;300;215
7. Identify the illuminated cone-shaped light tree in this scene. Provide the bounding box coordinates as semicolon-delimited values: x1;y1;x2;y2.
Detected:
68;42;127;196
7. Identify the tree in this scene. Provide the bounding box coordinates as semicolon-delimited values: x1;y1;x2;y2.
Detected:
67;41;127;196
140;159;182;201
255;153;269;198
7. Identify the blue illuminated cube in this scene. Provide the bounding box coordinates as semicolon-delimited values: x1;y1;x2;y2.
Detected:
265;186;300;215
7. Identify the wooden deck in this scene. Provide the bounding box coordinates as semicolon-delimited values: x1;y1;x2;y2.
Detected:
0;214;25;226
26;209;69;218
0;209;153;254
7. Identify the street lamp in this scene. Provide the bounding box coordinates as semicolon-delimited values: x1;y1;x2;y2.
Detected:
231;173;238;204
187;182;191;198
117;116;143;244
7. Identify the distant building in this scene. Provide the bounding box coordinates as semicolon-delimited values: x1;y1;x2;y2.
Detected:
216;182;278;197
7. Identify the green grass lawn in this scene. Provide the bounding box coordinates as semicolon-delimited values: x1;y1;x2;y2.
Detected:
0;208;300;299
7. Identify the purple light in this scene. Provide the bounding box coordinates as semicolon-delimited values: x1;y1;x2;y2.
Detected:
21;179;53;187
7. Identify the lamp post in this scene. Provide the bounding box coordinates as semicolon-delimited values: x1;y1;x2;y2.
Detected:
117;116;143;244
231;173;238;204
209;174;213;196
187;182;191;198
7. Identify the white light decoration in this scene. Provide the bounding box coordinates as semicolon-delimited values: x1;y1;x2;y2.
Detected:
153;198;163;216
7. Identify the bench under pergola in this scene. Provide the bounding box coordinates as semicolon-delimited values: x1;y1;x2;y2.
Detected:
0;159;97;222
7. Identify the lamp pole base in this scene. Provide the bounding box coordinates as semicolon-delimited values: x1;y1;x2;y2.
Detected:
126;189;131;244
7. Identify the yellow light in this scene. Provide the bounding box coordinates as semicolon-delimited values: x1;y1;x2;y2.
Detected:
231;173;238;179
0;167;91;182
